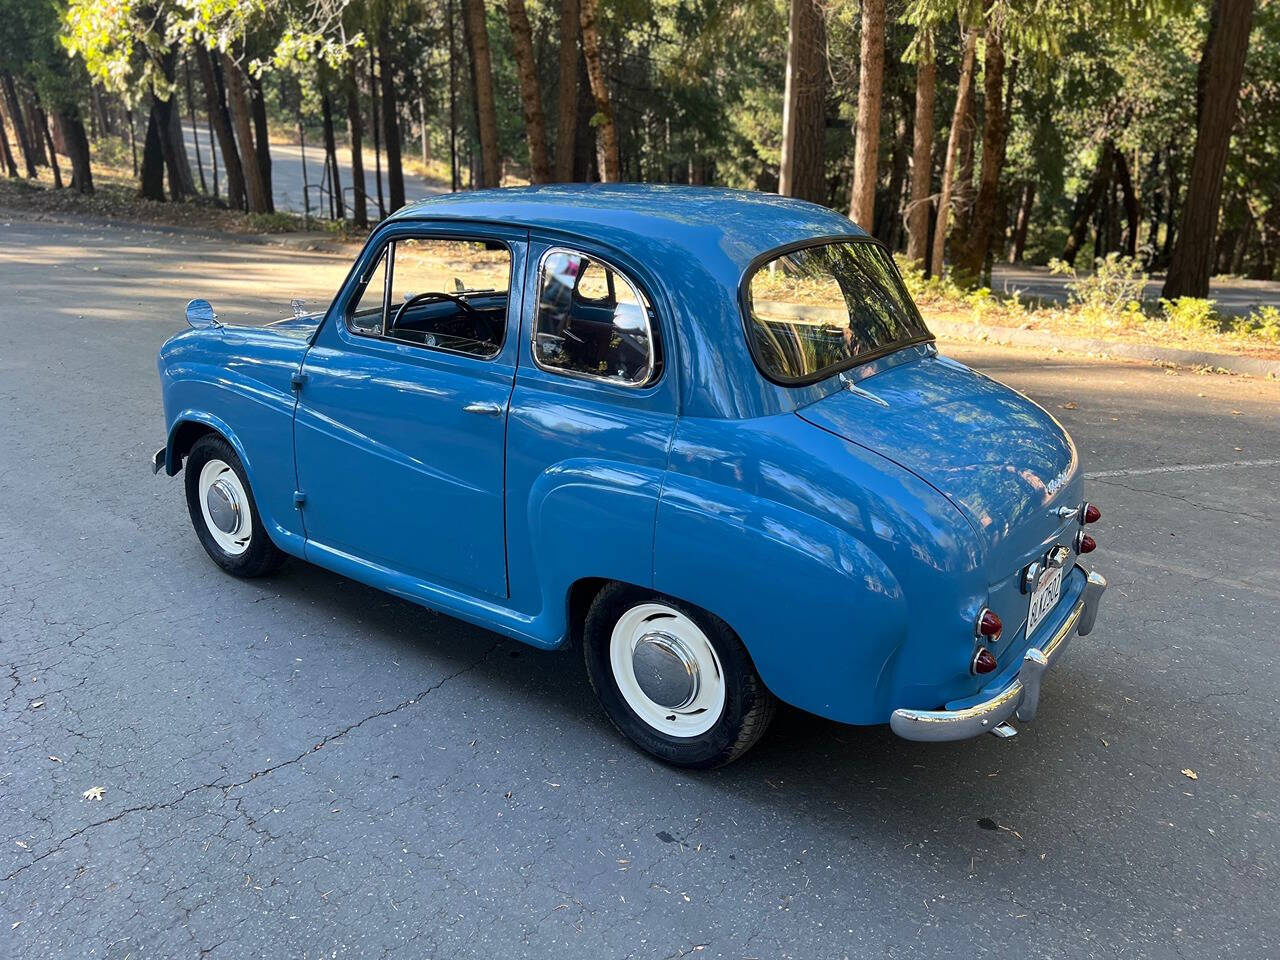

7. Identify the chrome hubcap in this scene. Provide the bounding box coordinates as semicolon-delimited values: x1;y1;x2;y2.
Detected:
197;458;253;556
631;631;700;709
609;602;726;738
205;477;241;534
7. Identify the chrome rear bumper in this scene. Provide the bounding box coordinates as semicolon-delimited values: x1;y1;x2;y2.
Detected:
890;567;1106;742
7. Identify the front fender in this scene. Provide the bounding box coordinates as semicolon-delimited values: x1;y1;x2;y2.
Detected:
158;326;307;556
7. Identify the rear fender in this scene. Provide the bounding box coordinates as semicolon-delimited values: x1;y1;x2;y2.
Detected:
654;473;908;725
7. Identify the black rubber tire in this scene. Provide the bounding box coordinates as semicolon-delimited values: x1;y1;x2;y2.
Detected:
583;583;777;769
184;434;287;579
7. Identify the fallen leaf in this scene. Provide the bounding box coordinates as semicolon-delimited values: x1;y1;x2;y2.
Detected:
1181;768;1198;781
82;786;105;801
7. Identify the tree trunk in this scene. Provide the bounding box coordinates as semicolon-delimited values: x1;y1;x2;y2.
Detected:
463;0;502;187
929;27;977;278
579;0;620;181
553;0;580;181
950;83;977;242
573;50;595;181
2;72;37;177
24;97;47;167
220;53;269;212
369;51;386;218
880;97;909;246
373;36;406;212
1115;150;1140;258
904;48;936;270
848;0;885;227
950;22;1007;288
184;56;207;194
36;106;62;188
779;0;827;204
1162;0;1254;298
195;46;244;209
321;88;345;219
140;106;166;201
126;108;138;176
55;113;93;193
248;73;274;212
343;60;368;227
150;53;196;200
0;98;20;177
1009;181;1034;262
507;0;551;183
1062;142;1115;263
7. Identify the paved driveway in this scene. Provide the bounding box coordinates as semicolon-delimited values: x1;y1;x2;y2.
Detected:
2;216;1278;959
180;124;446;221
990;263;1280;317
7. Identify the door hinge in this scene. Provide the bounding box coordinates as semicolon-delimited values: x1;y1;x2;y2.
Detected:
293;490;307;507
290;371;307;391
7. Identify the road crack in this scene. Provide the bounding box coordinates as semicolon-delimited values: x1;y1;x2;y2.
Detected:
2;641;501;883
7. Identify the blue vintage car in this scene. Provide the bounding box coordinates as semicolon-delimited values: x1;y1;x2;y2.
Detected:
154;185;1106;767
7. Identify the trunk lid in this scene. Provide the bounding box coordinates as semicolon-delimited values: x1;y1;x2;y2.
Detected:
796;352;1083;582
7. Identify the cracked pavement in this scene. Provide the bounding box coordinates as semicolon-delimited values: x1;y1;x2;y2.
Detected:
2;215;1278;959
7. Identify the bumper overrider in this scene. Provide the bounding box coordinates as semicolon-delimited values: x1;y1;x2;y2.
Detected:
890;566;1107;742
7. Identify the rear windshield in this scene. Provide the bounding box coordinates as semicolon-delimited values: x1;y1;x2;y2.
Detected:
743;240;932;384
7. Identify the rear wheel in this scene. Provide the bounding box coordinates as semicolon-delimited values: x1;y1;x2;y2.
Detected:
183;434;286;578
583;584;776;768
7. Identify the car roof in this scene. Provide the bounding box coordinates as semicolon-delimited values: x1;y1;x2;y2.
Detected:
387;185;872;420
387;184;867;275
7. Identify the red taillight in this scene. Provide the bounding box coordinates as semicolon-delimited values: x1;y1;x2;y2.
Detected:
1076;532;1096;554
1082;502;1101;524
976;608;1003;641
972;646;998;675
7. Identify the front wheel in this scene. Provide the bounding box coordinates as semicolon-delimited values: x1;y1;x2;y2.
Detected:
583;584;776;768
183;434;287;578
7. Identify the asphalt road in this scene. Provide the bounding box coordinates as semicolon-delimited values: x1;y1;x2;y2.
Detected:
2;215;1278;960
180;124;446;222
989;263;1280;317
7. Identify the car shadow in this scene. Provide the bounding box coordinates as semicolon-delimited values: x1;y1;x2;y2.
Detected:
262;556;1098;853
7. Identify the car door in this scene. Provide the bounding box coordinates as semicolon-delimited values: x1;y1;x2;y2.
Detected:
503;241;679;618
293;224;527;600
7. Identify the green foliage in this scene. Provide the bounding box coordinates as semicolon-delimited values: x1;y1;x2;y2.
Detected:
1159;296;1220;336
1050;253;1148;318
1244;306;1280;343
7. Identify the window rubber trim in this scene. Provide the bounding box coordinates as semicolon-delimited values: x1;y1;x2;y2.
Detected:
530;245;662;390
738;233;936;388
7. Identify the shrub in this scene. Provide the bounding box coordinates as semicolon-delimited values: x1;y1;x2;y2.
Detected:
1160;297;1221;336
1241;305;1280;343
1050;254;1148;315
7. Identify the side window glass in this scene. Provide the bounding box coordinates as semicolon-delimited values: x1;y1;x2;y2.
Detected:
348;250;388;335
345;236;512;358
534;250;657;386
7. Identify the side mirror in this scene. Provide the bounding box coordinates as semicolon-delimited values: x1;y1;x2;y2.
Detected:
185;298;220;329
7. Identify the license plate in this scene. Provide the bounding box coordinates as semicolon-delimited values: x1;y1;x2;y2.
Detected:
1027;565;1063;638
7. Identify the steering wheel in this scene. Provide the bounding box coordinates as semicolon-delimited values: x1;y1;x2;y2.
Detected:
391;291;486;341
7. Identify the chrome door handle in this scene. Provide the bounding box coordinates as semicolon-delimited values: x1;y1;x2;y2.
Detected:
462;401;504;417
